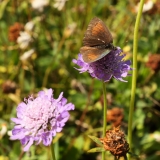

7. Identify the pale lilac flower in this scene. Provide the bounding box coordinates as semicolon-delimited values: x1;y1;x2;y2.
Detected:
10;89;74;151
25;21;34;31
0;124;7;139
54;0;68;11
135;0;154;13
17;31;33;49
20;49;35;61
73;47;132;82
17;21;34;49
30;0;49;12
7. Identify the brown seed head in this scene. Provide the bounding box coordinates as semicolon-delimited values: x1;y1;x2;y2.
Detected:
146;54;160;72
100;127;129;159
8;22;24;42
2;80;17;94
107;107;124;127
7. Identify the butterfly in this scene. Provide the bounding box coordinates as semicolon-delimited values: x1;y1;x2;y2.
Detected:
80;17;116;63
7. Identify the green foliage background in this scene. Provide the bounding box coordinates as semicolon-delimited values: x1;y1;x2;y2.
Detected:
0;0;160;160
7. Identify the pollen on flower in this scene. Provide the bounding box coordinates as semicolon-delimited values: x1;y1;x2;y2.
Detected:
10;89;75;151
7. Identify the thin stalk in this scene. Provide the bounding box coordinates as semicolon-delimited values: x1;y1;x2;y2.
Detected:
128;0;144;159
124;155;128;160
51;142;56;160
114;157;118;160
102;82;107;160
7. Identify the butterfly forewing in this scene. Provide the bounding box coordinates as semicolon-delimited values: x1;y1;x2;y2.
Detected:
83;17;113;47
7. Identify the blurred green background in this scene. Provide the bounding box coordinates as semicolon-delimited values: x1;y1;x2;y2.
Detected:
0;0;160;160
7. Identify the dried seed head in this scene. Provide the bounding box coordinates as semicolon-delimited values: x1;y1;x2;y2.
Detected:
2;80;17;94
8;22;24;42
146;54;160;72
107;107;124;127
100;127;129;159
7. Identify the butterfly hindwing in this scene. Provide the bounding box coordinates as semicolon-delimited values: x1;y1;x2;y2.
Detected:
80;46;111;63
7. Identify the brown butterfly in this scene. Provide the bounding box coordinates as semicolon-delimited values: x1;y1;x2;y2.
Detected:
80;17;116;63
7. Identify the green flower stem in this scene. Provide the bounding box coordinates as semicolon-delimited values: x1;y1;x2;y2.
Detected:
51;142;56;160
102;82;107;160
128;0;144;159
114;157;117;160
124;155;128;160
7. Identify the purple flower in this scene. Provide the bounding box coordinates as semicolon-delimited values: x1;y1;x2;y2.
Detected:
10;89;74;151
73;47;132;82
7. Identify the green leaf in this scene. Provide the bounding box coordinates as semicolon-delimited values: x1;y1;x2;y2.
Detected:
128;152;139;157
0;0;9;19
87;147;105;153
88;135;103;146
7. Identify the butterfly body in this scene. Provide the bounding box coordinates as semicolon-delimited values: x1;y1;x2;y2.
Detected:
80;17;116;63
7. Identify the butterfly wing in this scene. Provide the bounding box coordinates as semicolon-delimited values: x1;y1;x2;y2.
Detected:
83;17;113;47
80;46;111;63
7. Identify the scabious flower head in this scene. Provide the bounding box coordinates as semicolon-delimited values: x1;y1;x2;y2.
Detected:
10;89;74;151
73;47;132;82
